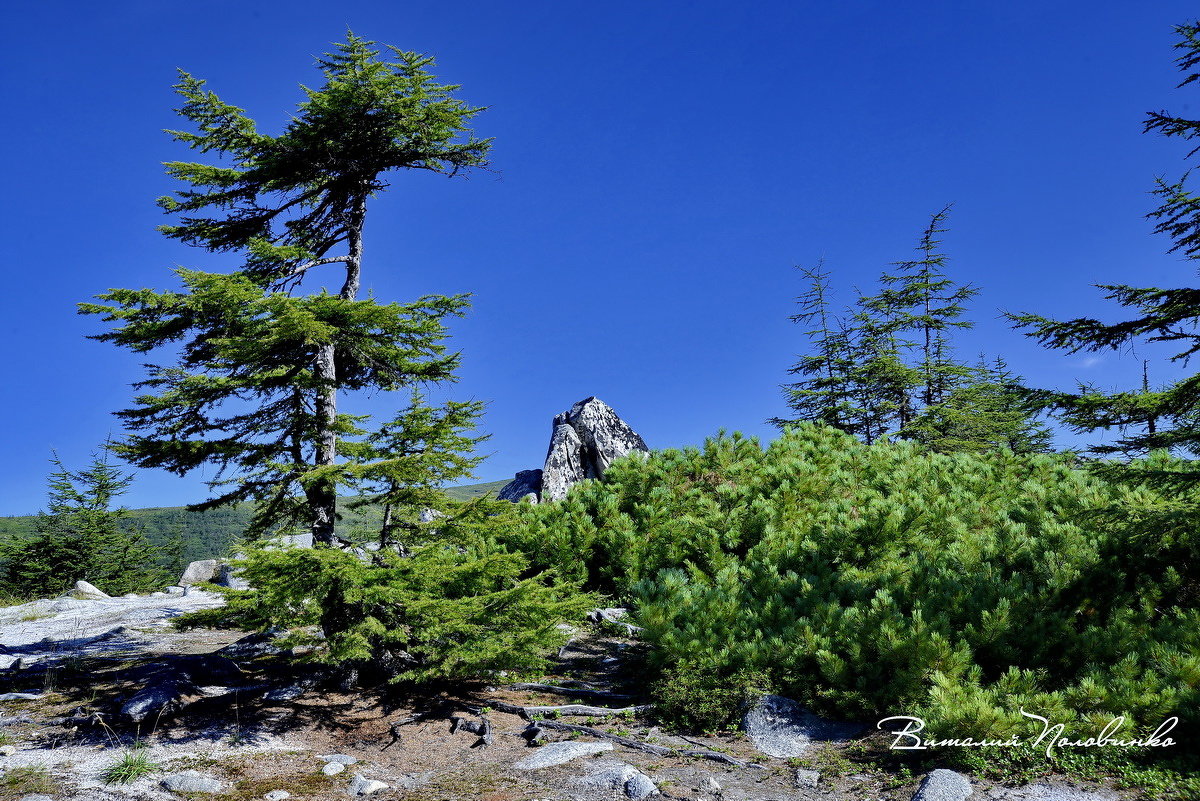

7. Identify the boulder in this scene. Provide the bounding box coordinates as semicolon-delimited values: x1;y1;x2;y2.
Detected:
179;559;221;586
577;761;659;800
497;469;543;502
347;774;389;796
542;422;587;501
912;769;973;801
503;397;648;503
741;694;861;757
513;740;614;769
161;770;224;794
71;580;109;600
567;397;649;475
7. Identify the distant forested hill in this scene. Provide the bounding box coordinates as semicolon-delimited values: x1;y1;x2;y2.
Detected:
0;479;510;563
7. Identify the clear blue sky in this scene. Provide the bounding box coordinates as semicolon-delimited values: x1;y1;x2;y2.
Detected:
1;1;1197;515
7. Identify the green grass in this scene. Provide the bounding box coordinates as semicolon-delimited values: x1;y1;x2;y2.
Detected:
0;765;55;799
101;747;159;784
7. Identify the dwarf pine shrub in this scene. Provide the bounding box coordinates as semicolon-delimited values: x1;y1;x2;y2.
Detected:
509;424;1199;746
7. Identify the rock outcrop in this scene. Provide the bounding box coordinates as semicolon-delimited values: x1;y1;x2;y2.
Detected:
496;469;543;503
498;397;648;503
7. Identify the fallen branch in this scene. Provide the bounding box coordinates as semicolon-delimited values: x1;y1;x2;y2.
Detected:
536;720;673;756
533;720;758;767
506;682;636;700
487;700;652;719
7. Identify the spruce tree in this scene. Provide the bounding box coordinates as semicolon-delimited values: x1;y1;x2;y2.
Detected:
81;34;491;545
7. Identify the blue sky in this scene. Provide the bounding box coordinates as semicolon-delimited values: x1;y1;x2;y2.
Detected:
1;1;1198;515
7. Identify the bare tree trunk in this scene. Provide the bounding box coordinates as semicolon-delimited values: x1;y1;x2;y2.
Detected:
310;342;339;546
308;192;368;547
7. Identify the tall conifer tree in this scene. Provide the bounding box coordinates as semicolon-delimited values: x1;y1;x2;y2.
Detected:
81;34;492;545
1012;21;1200;465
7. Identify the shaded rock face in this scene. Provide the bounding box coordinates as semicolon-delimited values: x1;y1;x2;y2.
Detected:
741;694;862;758
540;397;648;502
497;469;543;503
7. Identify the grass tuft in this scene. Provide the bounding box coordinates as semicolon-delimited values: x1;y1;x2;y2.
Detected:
101;746;159;784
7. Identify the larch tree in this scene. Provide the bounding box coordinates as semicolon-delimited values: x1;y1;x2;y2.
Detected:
776;210;1049;452
81;34;492;546
85;34;592;684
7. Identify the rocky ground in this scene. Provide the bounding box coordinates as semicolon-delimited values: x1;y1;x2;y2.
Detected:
0;590;1143;801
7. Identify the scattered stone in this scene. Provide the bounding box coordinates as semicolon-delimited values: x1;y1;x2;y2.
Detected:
71;580;109;600
264;792;291;801
180;559;221;586
0;693;43;701
392;772;435;791
741;694;861;757
150;591;166;598
121;679;183;723
347;774;389;796
122;593;139;599
498;469;543;502
794;768;820;788
700;776;721;794
161;770;224;794
264;685;304;702
513;740;614;769
1018;785;1119;801
0;744;16;756
322;761;346;776
18;795;53;801
624;771;659;800
320;754;359;765
912;768;973;801
165;585;185;594
578;762;658;800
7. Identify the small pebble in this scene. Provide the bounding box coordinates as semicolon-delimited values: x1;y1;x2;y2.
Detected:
264;792;291;801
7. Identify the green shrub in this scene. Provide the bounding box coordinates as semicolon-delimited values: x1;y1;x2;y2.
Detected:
651;658;766;733
179;500;595;684
510;424;1199;754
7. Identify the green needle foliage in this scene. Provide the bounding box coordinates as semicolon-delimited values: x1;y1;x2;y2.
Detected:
80;33;491;545
508;425;1197;746
775;209;1050;452
0;451;167;599
87;34;590;684
1012;21;1200;470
